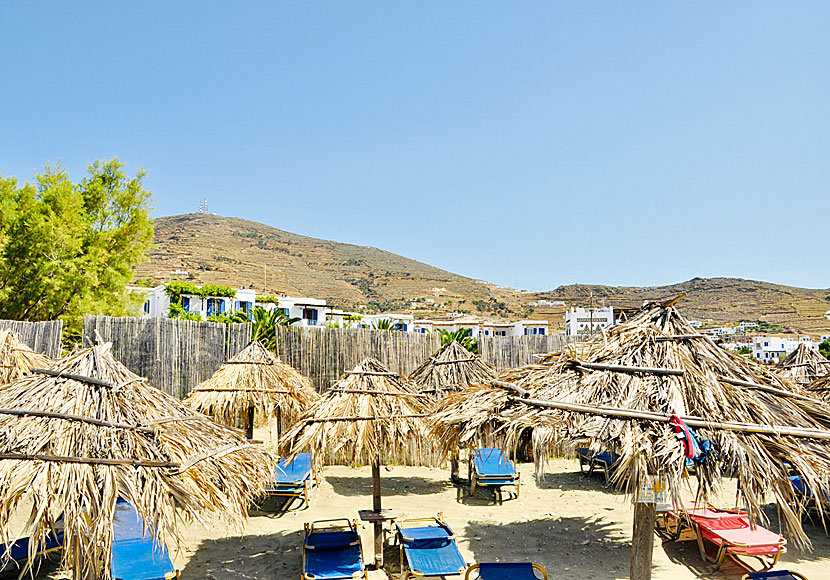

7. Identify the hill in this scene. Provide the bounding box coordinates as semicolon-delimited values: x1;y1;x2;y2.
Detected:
133;213;526;317
134;214;830;335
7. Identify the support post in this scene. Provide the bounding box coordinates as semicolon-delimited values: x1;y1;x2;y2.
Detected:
276;406;283;442
630;502;656;580
246;405;255;441
372;458;383;568
450;450;460;483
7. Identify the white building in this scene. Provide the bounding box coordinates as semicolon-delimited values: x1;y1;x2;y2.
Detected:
565;307;615;337
412;318;549;338
359;313;415;332
704;327;736;337
258;296;329;327
140;285;257;319
751;336;810;363
737;321;758;331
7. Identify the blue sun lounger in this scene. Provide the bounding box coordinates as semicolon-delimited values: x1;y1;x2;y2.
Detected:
302;519;365;580
396;514;467;580
266;452;315;508
576;448;621;484
465;563;549;580
469;448;520;503
742;571;808;580
0;526;64;572
111;499;179;580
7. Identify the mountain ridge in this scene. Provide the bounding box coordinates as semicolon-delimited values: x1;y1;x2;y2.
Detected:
133;214;830;335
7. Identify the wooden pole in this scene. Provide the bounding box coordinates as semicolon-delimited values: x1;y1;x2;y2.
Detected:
246;405;255;441
372;457;383;568
630;502;656;580
450;450;460;483
276;406;282;442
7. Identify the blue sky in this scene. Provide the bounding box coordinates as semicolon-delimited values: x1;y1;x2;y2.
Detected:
2;2;828;290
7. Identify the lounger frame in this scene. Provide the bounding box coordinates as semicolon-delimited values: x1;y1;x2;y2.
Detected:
576;448;620;484
395;513;466;580
691;515;786;572
265;453;317;508
302;518;365;580
469;449;520;504
464;563;548;580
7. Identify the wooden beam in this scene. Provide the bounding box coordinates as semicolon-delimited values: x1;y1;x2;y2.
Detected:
30;368;113;387
717;376;824;404
0;407;155;434
507;396;830;440
304;414;428;423
329;389;427;398
0;453;177;468
575;362;684;376
654;334;706;341
345;370;399;376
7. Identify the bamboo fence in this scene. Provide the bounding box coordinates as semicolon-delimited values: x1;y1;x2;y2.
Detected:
83;316;251;399
274;326;441;391
478;333;581;369
0;319;63;358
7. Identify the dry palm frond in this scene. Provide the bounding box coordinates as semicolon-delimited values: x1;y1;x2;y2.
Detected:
0;343;275;580
0;330;51;385
778;342;830;385
433;298;830;548
280;358;435;467
408;341;496;397
184;340;318;430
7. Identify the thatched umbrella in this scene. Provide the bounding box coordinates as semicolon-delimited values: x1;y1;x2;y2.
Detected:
184;340;318;440
409;341;495;480
433;297;830;579
0;329;51;385
281;358;433;567
409;341;496;397
778;342;830;385
0;343;274;580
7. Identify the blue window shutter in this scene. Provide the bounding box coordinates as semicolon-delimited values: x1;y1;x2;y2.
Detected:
182;297;190;311
220;300;226;314
234;301;240;311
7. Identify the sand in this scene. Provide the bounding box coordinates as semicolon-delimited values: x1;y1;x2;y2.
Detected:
9;456;830;579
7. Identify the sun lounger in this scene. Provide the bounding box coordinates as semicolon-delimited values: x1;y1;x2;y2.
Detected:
661;501;747;540
302;519;365;580
789;475;830;510
0;526;63;572
690;513;786;571
266;452;315;508
469;448;520;503
465;562;548;580
395;514;467;580
111;498;179;580
742;571;808;580
576;448;621;484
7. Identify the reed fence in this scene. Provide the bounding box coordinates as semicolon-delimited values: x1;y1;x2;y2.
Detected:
83;316;252;399
274;326;442;392
478;333;582;369
0;319;64;358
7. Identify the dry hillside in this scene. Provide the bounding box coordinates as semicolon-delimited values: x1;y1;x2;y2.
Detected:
134;214;830;335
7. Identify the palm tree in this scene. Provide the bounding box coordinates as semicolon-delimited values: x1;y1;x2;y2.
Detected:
251;307;300;351
372;318;396;331
438;328;478;354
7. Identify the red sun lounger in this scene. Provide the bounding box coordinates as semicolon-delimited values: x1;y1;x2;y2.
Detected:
661;502;747;540
690;513;786;572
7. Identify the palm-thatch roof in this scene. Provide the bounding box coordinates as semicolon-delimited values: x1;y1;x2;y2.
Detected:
0;343;274;579
183;340;318;433
0;329;51;385
433;297;830;547
778;342;830;385
280;358;433;467
408;341;496;397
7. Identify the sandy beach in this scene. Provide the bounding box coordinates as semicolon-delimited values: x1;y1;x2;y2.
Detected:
166;456;830;580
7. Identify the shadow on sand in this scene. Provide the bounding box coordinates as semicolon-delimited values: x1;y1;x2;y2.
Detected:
180;528;303;580
463;516;627;580
326;475;452;497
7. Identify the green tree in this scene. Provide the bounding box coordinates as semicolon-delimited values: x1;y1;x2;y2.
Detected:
250;306;299;350
439;328;478;354
820;341;830;360
0;159;154;335
372;318;396;330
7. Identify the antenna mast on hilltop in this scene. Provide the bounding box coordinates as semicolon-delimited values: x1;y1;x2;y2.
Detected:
198;198;208;213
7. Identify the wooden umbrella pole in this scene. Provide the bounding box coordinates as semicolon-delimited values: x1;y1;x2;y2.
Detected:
631;502;656;580
246;405;255;441
372;457;383;568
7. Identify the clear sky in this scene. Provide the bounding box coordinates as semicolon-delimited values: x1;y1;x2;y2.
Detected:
2;2;828;291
